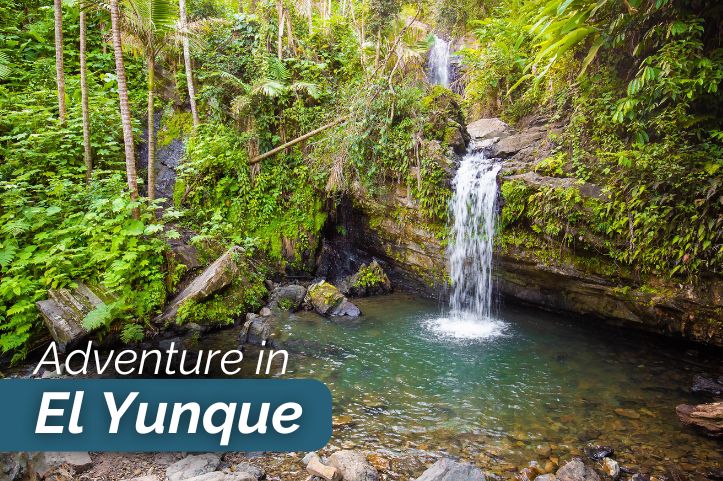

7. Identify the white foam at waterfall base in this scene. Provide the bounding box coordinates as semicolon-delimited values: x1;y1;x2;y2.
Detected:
425;146;507;341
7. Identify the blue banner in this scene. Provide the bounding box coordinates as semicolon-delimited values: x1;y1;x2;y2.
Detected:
0;379;332;452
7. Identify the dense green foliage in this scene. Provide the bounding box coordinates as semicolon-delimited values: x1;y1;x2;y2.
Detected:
1;0;721;361
461;0;722;279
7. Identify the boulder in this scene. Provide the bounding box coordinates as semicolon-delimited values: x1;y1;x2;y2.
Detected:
36;283;113;352
467;118;512;141
166;454;220;481
268;284;307;311
307;457;341;481
156;246;245;323
305;281;361;317
230;462;264;480
556;459;601;481
302;452;321;467
691;375;723;397
239;313;274;347
676;401;723;437
491;127;546;158
344;260;392;298
535;476;557;481
327;450;378;481
33;452;93;478
415;458;486;481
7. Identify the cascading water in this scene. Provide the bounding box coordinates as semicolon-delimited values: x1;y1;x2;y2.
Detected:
425;145;507;340
428;35;451;87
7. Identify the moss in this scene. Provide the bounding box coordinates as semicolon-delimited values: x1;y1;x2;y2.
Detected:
158;111;193;148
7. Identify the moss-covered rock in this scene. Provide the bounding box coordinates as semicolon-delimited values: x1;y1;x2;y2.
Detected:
305;280;361;317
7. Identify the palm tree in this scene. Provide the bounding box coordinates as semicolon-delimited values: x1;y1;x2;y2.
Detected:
54;0;67;123
79;1;92;182
109;0;140;206
179;0;200;127
121;0;178;202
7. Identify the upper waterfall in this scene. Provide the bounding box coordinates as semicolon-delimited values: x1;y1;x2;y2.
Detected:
428;35;451;87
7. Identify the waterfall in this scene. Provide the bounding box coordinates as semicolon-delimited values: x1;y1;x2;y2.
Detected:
448;148;500;320
428;35;451;87
425;145;507;340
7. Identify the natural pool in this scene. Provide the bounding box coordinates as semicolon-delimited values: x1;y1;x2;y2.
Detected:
236;293;722;478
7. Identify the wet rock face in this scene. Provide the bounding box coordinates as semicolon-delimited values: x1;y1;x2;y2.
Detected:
415;458;486;481
676;401;723;437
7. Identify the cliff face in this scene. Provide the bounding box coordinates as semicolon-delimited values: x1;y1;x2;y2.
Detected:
329;118;723;347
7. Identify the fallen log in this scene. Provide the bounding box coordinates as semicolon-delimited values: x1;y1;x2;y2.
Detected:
248;115;350;165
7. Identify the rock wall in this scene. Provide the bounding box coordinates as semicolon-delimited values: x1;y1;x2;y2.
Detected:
331;117;723;347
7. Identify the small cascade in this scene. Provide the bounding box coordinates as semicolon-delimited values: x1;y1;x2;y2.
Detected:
428;35;451;87
425;145;506;340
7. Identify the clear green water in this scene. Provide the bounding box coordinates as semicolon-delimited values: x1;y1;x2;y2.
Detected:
266;293;721;477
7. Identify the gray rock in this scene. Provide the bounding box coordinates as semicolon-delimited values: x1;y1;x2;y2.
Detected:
415;458;486;481
183;473;256;481
0;453;31;481
302;452;321;466
239;313;273;347
166;454;221;481
535;475;557;481
33;452;93;478
231;462;264;480
159;337;183;350
556;459;601;481
330;300;361;317
36;283;113;352
269;284;307;311
156;246;245;323
467;118;512;141
492;128;546;158
327;450;378;481
121;476;161;481
259;307;272;317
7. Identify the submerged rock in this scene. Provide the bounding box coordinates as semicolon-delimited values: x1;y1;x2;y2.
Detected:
305;280;361;317
415;458;486;481
327;450;378;481
584;445;613;461
556;459;600;481
691;375;723;397
676;401;723;437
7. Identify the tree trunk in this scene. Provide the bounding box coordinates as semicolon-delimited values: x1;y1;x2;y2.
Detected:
110;0;139;209
53;0;66;124
79;5;92;183
276;1;284;59
306;0;312;35
147;54;156;202
179;0;200;127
